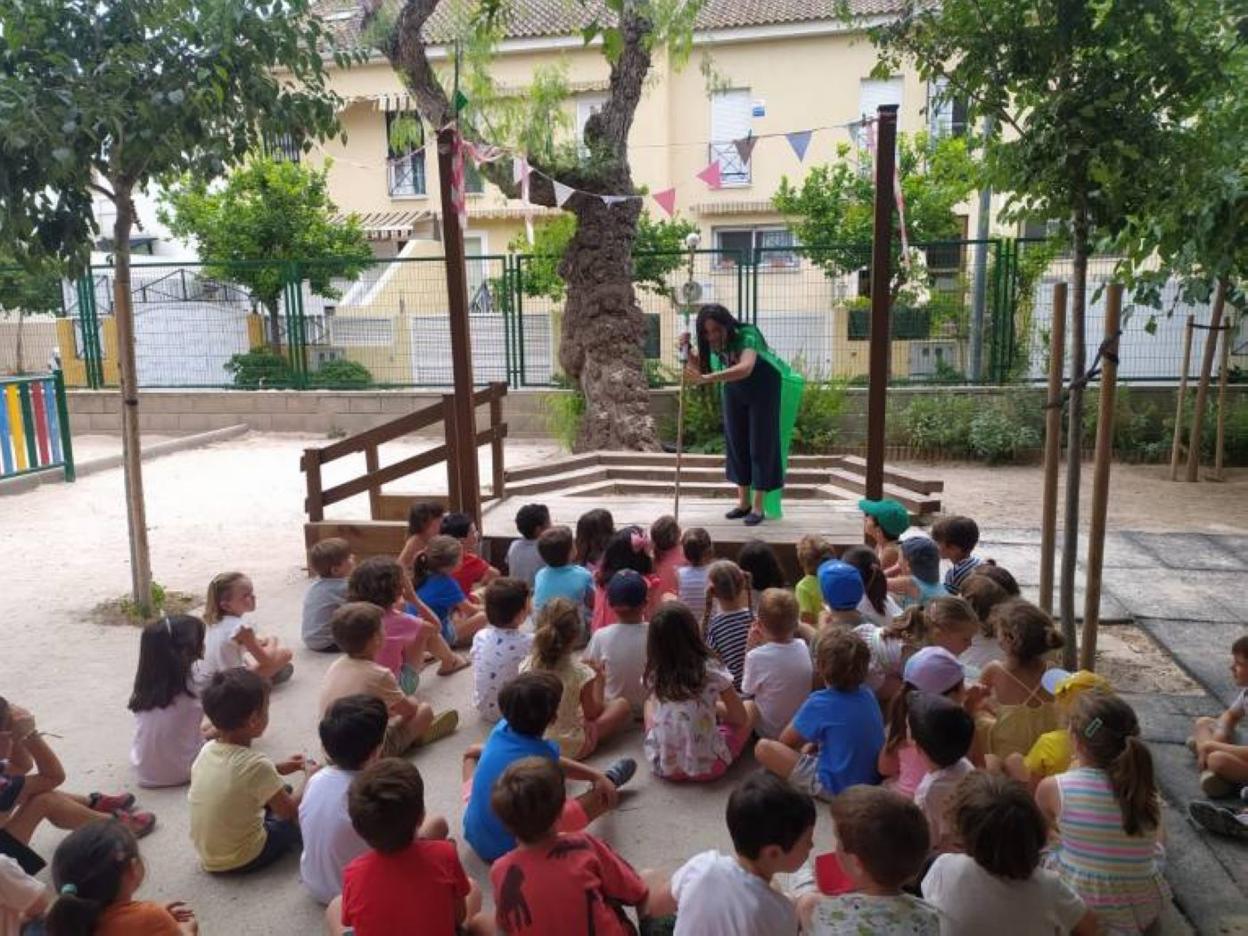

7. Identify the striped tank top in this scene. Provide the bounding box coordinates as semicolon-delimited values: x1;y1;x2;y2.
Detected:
1049;767;1168;935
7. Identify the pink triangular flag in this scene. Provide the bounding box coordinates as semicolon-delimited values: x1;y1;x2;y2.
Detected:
696;160;722;190
786;130;812;162
733;135;758;165
652;188;677;217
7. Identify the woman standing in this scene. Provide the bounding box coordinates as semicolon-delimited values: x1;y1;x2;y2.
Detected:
682;304;803;525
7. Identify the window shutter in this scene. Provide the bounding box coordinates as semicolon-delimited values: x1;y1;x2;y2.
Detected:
710;89;752;142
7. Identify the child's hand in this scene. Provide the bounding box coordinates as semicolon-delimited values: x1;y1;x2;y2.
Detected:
746;620;765;651
166;903;195;923
275;754;307;775
584;658;606;677
963;682;990;712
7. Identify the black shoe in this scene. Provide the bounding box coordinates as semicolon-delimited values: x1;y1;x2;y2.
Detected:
605;757;637;788
725;506;751;519
743;512;765;526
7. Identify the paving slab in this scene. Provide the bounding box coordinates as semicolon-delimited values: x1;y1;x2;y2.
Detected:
1121;692;1220;747
1018;585;1132;622
1124;532;1248;572
1136;619;1248;709
1100;569;1244;624
977;527;1043;545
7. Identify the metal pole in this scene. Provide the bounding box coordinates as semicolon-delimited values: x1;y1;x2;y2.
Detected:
1170;314;1194;480
968;115;994;382
865;104;899;502
53;369;75;482
436;127;482;525
1186;279;1226;482
1038;282;1066;615
1081;284;1122;671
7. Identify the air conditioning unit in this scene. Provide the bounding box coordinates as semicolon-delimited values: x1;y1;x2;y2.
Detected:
908;340;961;378
310;346;345;371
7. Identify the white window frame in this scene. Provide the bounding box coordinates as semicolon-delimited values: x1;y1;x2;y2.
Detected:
575;93;608;157
926;78;967;138
385;109;426;199
713;226;799;271
709;88;753;187
855;77;904;150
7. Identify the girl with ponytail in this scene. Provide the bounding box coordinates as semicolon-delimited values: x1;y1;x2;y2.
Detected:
978;599;1063;760
1037;693;1168;934
47;820;196;935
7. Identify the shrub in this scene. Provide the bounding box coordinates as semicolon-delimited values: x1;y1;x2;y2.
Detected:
224;349;294;389
897;393;977;455
969;404;1041;463
309;359;373;389
791;377;847;453
544;374;585;451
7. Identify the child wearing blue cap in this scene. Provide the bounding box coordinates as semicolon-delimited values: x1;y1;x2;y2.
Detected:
584;570;651;717
816;559;867;631
888;536;951;610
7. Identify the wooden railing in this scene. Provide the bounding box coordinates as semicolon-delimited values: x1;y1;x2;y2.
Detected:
300;382;508;522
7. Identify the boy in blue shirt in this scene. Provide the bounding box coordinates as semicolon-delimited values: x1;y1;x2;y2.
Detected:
532;526;594;621
461;671;634;863
755;630;884;800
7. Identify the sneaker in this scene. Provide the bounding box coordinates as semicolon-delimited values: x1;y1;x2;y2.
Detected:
416;710;459;747
1185;735;1198;754
269;662;295;685
1200;769;1235;799
88;792;135;814
724;506;751;520
1189;800;1248;839
114;809;156;839
605;757;637;788
743;512;765;527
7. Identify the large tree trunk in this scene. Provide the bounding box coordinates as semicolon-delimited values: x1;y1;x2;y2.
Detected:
265;299;283;355
111;181;155;613
1058;203;1088;670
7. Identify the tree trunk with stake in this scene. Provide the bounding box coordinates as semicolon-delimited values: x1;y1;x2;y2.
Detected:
1185;278;1226;481
1058;205;1088;669
110;182;154;614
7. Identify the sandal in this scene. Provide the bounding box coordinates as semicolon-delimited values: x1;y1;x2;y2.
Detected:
88;792;135;814
114;809;157;839
415;710;459;747
436;655;470;677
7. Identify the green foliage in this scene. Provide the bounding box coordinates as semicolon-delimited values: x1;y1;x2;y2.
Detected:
309;359;373;389
791;378;848;453
969;407;1040;464
161;158;373;320
224;349;294;389
896;393;979;454
543;375;586;451
508;215;577;301
668;385;726;454
0;253;63;317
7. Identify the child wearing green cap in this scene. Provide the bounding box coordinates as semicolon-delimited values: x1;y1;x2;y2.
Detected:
858;499;911;573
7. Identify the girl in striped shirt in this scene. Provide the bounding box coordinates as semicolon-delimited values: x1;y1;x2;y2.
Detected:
702;560;754;691
1037;693;1168;935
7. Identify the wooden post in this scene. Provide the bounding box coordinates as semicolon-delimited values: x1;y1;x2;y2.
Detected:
1039;283;1067;615
436;127;482;525
364;443;382;520
490;386;505;500
442;393;461;512
1211;316;1231;481
1080;284;1122;671
865;104;899;502
1170;314;1194;480
302;447;325;522
1185;279;1226;482
674;364;687;522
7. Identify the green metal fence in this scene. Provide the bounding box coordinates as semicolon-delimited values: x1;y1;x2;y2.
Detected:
3;238;1233;391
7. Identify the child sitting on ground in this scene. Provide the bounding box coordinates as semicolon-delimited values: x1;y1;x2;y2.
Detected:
415;536;489;650
48;821;197;935
0;853;48;933
889;536;951;608
128;614;207;788
574;509;615;570
591;526;660;632
301;696;449;906
319;603;458;756
959;570;1016;673
442;511;500;595
817;560;868;639
978;599;1062;761
201;572;293;683
931;515;982;594
676;527;714;620
398;500;445;574
463;672;635;863
644;601;751;782
1003;668;1111;789
859;498;911;572
703;560;754;690
1189;634;1248;798
490;757;649;935
533;526;595;622
330;759;488;936
648;771;815;936
738;539;786;608
1036;692;1168;935
521;599;632;758
880;646;975;797
923;772;1095;936
908;692;976;853
650;515;686;598
840;545;900;627
471;578;535;723
798;786;939;935
350;556;466;686
755;630;884;799
188;669;312;873
303;538;353;652
506;503;550;588
584;570;651;716
795;535;837;628
742;589;812;740
0;698;151;878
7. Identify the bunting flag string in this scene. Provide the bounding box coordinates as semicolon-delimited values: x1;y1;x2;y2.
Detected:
785;130;812;163
652;187;677;218
553;180;575;208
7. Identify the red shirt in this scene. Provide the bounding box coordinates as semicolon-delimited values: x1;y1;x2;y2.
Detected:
489;832;648;935
453;552;490;595
341;840;470;936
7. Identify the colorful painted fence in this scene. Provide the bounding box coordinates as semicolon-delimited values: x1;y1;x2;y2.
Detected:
0;372;75;483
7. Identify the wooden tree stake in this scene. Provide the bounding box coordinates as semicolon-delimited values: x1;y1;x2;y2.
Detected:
1185;279;1226;482
1170;314;1195;479
1039;282;1066;615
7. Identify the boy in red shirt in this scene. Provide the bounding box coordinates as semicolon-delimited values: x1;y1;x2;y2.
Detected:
442;512;500;596
328;759;489;936
490;757;649;935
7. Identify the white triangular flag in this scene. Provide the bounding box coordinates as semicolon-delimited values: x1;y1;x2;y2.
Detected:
553;180;575;208
512;157;529;184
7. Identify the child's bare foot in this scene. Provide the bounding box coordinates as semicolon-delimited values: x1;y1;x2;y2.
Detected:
436;655;470;676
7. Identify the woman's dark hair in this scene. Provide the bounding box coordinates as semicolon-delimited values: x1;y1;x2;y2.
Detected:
737;539;786;591
1069;692;1159;837
596;525;654;587
842;545;888;615
574;509;615;567
128;614;205;713
694;304;741;374
47;821;139;936
951;772;1047;880
645;601;713;702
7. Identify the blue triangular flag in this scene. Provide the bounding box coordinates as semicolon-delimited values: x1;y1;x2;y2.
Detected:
786;130;812;162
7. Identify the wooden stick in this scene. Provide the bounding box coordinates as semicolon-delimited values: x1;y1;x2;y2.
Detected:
674;357;688;522
1186;279;1226;482
1211;314;1231;481
1081;283;1122;672
1170;314;1194;480
1039;283;1067;616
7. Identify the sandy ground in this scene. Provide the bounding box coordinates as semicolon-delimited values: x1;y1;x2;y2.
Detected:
0;432;1232;933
